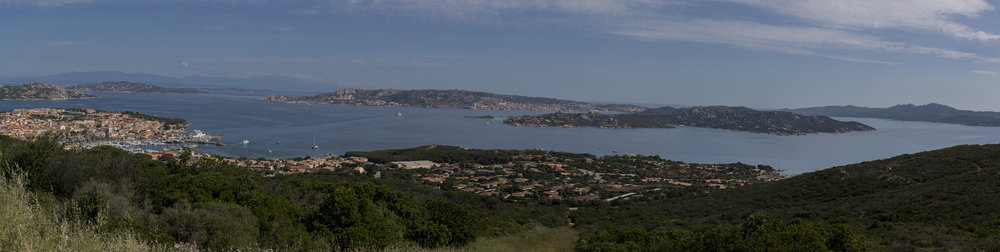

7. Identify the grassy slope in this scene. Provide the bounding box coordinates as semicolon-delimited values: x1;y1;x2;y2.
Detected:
0;174;161;251
390;226;578;252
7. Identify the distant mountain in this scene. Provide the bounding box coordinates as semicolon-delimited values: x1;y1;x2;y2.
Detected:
0;83;96;100
66;81;206;94
505;106;875;135
7;71;341;92
260;88;648;112
786;103;1000;126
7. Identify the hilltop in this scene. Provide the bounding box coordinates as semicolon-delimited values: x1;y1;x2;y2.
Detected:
0;82;96;100
505;106;875;135
260;88;647;112
573;144;1000;250
787;103;1000;126
66;81;206;94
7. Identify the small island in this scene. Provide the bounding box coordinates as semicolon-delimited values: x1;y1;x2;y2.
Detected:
66;80;207;94
504;106;875;135
787;103;1000;127
0;83;96;100
261;88;647;112
463;115;496;119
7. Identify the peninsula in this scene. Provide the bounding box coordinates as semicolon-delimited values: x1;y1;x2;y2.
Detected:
260;88;647;112
504;106;875;135
66;81;206;94
786;103;1000;126
0;83;96;100
0;108;222;151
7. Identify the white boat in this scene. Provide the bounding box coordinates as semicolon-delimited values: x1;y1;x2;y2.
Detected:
241;139;250;145
312;145;319;150
395;112;403;116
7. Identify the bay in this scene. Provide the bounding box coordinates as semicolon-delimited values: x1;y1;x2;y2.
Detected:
2;92;999;174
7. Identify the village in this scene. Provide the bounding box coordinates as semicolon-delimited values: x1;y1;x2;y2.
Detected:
167;146;784;203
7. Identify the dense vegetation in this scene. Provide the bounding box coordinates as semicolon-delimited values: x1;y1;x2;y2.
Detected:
506;106;875;135
572;144;1000;250
4;133;1000;250
261;88;646;112
0;82;96;100
787;103;1000;126
0;135;566;251
67;81;207;94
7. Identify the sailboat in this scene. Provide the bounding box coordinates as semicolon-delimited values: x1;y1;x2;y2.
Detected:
241;139;250;145
311;134;319;150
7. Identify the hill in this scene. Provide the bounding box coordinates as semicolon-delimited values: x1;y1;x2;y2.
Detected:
66;81;206;94
0;83;96;100
505;106;875;135
573;144;1000;250
787;103;1000;126
8;71;341;92
261;88;647;112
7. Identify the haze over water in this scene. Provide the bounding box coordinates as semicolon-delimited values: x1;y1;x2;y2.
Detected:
3;92;999;174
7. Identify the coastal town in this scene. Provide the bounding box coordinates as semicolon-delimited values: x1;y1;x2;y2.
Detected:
1;107;783;203
0;108;222;152
203;145;783;203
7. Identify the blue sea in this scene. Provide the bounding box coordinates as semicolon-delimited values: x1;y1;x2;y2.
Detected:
3;92;999;174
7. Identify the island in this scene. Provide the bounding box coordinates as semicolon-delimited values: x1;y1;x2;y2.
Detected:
260;88;647;112
0;108;222;151
66;80;207;94
786;103;1000;126
0;82;96;100
504;106;875;135
463;115;496;119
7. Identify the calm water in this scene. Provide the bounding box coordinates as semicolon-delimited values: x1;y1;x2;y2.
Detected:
3;92;999;174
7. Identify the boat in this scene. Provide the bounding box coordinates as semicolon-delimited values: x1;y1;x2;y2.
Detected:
312;145;319;150
395;112;403;116
241;139;250;145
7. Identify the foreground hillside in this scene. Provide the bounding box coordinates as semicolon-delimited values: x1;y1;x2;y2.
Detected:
573;144;1000;250
505;106;875;135
0;136;568;251
260;88;646;112
2;134;999;250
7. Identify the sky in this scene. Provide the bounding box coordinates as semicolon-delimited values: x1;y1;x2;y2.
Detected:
2;0;1000;110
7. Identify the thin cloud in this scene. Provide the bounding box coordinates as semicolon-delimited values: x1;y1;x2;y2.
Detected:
725;0;1000;41
971;70;998;76
825;56;895;65
612;19;1000;63
335;0;672;18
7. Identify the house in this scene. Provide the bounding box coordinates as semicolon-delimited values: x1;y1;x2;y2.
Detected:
145;152;175;160
391;160;437;169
